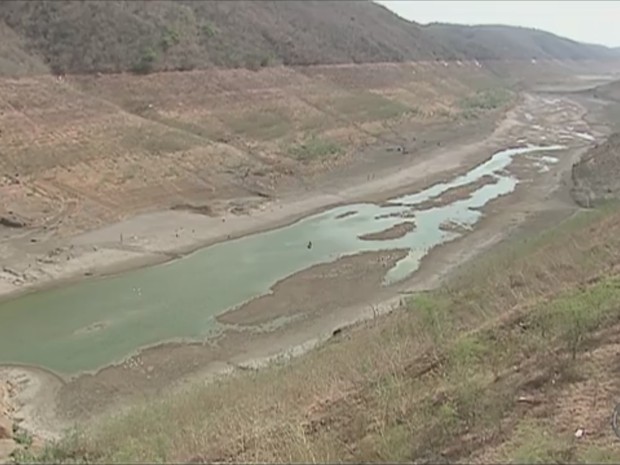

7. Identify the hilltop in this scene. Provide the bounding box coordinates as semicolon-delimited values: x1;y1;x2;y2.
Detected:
424;23;618;61
0;0;618;76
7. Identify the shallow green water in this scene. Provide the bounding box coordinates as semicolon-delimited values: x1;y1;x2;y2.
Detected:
0;145;562;375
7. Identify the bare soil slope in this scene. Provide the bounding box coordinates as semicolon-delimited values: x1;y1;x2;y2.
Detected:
0;61;511;236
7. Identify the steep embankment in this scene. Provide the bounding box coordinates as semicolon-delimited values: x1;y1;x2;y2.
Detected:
572;81;620;207
572;132;620;207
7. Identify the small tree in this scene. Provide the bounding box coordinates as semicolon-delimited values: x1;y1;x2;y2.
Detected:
160;27;180;52
562;302;590;361
132;47;158;74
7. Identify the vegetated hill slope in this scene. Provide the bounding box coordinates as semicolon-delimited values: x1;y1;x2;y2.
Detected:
0;0;618;76
424;23;618;61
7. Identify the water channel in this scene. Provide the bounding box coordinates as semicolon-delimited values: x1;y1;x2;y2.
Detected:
0;145;563;375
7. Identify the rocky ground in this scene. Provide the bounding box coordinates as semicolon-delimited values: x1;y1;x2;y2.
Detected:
571;132;620;207
0;378;35;463
0;380;16;461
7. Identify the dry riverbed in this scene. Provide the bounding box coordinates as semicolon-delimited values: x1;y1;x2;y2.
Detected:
0;86;613;459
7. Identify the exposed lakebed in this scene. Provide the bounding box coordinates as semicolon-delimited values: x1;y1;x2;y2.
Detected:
0;145;563;375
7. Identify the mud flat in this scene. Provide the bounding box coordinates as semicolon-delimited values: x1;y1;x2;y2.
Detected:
0;365;65;444
409;175;498;210
358;221;416;241
217;249;409;326
335;210;358;220
439;220;472;234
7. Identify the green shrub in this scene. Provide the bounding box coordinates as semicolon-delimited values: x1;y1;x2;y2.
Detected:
132;47;158;74
288;137;342;162
160;27;180;51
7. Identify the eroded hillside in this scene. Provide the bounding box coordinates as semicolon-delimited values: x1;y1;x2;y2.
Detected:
1;61;514;234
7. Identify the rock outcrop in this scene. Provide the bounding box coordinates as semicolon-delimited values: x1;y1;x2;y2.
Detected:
0;381;18;463
571;133;620;207
0;215;26;229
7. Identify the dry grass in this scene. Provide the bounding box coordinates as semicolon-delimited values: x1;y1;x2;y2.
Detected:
225;110;292;141
16;202;620;464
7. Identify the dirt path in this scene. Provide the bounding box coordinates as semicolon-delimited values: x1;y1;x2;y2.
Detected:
0;86;614;445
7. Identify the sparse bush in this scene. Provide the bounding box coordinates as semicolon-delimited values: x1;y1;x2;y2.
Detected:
132;47;158;74
412;292;453;351
446;334;489;375
501;420;573;464
11;430;93;464
201;21;217;38
287;137;342;162
243;53;272;71
459;89;513;112
13;426;33;447
561;300;592;361
530;278;620;361
177;57;196;72
160;27;180;51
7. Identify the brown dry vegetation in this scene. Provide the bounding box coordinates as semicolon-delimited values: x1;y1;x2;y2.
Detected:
15;202;620;463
